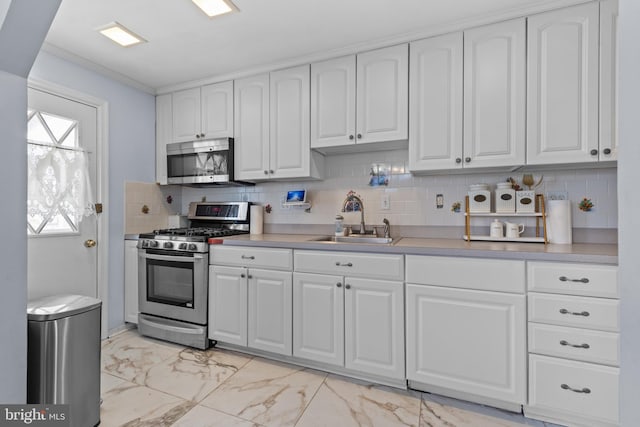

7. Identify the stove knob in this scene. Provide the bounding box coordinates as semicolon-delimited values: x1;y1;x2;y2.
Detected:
178;243;187;250
141;240;149;248
188;243;198;251
163;241;174;249
150;240;159;248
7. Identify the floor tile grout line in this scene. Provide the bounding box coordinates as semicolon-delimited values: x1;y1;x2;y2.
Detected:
293;372;330;427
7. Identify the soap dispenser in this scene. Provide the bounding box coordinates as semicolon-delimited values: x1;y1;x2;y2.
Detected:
335;215;345;236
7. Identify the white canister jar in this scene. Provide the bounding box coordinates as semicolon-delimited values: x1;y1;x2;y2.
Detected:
489;219;504;238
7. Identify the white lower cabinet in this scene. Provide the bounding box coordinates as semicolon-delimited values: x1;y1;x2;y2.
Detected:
293;250;405;380
405;255;526;410
124;240;139;324
209;247;293;356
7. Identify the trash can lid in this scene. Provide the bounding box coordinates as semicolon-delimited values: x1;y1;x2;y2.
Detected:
27;294;102;321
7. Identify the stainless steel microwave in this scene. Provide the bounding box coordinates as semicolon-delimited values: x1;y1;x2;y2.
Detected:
167;138;241;185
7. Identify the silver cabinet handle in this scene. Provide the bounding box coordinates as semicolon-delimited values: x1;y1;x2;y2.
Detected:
336;282;342;288
560;340;590;349
241;255;255;260
345;284;351;289
269;169;274;174
455;158;462;164
561;384;591;394
335;262;353;267
357;133;362;139
559;308;590;317
240;273;246;278
590;149;598;156
247;274;253;279
465;157;471;163
559;276;590;284
603;148;612;155
264;170;269;175
349;135;354;140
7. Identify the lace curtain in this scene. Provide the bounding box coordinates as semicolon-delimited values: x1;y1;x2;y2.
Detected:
27;144;95;230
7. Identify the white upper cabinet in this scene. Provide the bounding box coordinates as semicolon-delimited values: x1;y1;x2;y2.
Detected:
311;56;356;149
600;0;618;161
172;81;233;143
527;3;600;165
409;19;525;173
234;73;270;180
409;32;463;171
464;18;526;169
311;44;408;151
155;93;172;184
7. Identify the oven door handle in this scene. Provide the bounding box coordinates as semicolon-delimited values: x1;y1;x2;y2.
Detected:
141;252;205;263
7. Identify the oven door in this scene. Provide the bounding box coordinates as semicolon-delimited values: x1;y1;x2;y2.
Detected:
138;249;208;325
166;139;231;184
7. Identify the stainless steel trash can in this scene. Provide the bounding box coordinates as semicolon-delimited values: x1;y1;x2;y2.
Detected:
27;294;102;427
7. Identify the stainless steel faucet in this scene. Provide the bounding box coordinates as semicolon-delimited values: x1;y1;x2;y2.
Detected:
341;194;366;234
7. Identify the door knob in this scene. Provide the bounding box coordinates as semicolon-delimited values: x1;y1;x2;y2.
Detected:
84;239;97;248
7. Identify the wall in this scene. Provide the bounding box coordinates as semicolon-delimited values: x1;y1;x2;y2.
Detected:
181;149;617;241
0;70;28;403
29;50;156;331
618;0;640;424
125;182;182;234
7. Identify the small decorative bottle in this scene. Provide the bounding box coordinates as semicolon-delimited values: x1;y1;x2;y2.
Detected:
335;215;345;236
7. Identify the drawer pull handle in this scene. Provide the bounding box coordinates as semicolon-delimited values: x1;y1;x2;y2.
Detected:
561;384;591;394
559;308;590;317
241;255;255;260
335;262;353;267
559;276;589;284
560;340;590;349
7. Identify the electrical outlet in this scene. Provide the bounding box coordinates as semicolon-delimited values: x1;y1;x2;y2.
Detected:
381;194;390;210
547;191;568;201
436;194;444;209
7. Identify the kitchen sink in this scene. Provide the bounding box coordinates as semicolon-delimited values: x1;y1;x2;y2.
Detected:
310;235;395;244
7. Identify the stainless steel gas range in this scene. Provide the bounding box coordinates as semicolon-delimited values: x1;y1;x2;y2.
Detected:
137;201;250;349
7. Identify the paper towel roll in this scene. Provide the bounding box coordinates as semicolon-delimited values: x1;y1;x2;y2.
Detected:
547;200;572;244
250;205;264;235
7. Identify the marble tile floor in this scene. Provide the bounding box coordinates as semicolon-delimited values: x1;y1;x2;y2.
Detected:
100;329;561;427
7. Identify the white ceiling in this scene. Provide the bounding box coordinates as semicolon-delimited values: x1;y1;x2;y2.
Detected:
43;0;584;93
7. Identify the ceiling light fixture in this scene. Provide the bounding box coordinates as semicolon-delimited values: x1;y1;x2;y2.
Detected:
97;22;146;47
192;0;239;18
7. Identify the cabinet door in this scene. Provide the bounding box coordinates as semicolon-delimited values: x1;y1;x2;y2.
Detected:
269;65;310;179
234;73;270;180
409;33;463;171
292;272;344;366
155;93;172;185
201;81;233;139
527;3;599;165
310;55;356;149
172;87;201;143
406;284;526;404
600;0;618;161
124;241;139;324
464;18;525;168
356;44;408;145
247;268;292;355
209;265;247;346
345;278;404;379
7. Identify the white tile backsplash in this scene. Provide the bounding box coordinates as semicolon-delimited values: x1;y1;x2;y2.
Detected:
180;149;617;232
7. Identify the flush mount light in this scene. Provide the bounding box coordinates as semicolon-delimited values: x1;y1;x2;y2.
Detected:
97;22;146;47
192;0;239;18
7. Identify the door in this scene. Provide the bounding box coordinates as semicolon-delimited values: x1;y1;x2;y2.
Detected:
344;277;405;379
311;55;356;149
209;265;247;345
247;268;292;355
409;32;463;171
27;88;98;302
234;73;270;180
172;87;201;143
464;18;526;168
293;272;344;366
356;44;408;145
406;284;526;404
269;65;310;179
201;81;233;139
527;2;599;165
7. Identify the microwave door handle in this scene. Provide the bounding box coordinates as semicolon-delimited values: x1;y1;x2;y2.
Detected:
141;253;204;263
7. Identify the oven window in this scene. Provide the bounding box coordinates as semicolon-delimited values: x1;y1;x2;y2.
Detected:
147;259;194;308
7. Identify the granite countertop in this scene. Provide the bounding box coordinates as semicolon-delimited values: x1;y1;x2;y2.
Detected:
219;233;618;264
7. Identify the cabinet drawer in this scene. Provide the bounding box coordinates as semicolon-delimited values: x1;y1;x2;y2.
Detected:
528;323;619;366
528;261;618;298
211;246;292;270
294;250;404;281
406;255;525;293
528;293;619;332
528;354;619;425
